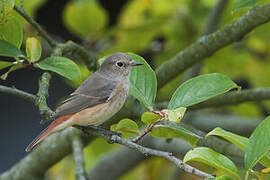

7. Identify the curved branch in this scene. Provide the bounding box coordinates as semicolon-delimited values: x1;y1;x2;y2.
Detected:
14;6;57;47
156;3;270;88
88;130;214;179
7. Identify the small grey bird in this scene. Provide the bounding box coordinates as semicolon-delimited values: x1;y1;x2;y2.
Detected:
25;52;143;152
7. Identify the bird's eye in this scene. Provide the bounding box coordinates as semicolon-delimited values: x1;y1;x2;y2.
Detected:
116;62;124;67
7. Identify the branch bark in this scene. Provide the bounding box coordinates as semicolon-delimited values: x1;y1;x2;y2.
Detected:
86;128;214;179
72;135;87;180
156;3;270;88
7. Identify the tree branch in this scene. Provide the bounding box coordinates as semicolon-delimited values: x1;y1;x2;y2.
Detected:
36;72;54;119
14;6;57;47
190;88;270;110
88;133;243;180
87;129;214;179
72;135;87;180
184;0;229;80
0;85;36;103
156;3;270;88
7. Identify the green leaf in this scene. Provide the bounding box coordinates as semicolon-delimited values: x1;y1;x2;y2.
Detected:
245;116;270;170
207;127;248;151
127;52;157;110
35;56;81;83
0;39;24;58
1;62;23;80
0;15;23;48
63;1;107;37
141;112;162;124
207;127;270;168
150;122;200;147
184;147;239;178
233;0;260;11
168;73;238;109
0;61;13;69
26;37;42;62
110;119;140;138
164;107;187;123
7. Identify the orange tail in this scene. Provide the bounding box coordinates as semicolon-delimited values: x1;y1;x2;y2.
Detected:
25;114;73;152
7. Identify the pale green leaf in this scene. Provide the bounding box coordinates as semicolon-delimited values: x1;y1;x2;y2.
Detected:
184;147;239;178
141;111;162;124
207;127;270;168
26;37;42;62
111;119;140;138
1;62;23;80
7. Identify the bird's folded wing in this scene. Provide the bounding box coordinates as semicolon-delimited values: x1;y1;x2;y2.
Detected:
43;72;117;123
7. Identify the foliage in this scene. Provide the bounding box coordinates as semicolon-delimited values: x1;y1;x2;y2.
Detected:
0;0;270;180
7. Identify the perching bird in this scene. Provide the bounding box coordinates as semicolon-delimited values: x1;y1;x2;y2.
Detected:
25;52;143;152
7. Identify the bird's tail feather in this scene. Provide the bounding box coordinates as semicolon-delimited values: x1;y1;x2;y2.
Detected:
25;114;73;152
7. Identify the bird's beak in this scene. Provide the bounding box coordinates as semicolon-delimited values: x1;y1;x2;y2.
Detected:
131;60;144;66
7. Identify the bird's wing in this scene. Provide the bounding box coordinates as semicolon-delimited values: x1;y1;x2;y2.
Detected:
55;72;116;119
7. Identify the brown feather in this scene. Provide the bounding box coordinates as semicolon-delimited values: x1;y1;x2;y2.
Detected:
25;114;73;152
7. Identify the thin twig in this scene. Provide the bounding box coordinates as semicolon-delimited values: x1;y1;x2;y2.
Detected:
0;85;36;103
131;118;163;143
14;6;57;47
72;135;87;180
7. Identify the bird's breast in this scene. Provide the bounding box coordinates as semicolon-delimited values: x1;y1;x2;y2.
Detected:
72;81;130;126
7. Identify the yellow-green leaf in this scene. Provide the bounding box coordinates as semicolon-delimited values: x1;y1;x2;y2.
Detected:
111;119;140;139
141;112;162;124
26;37;42;62
184;147;239;178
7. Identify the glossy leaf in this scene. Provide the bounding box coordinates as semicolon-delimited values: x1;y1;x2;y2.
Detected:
150;122;200;147
168;73;238;109
0;15;23;48
184;147;239;178
233;0;260;11
1;62;23;80
128;52;157;110
0;39;24;58
35;56;81;83
207;127;270;168
245;116;270;170
141;112;162;124
110;119;140;138
26;37;42;62
0;61;13;69
207;127;248;151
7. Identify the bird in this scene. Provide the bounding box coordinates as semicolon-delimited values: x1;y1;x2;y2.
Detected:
25;52;143;152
